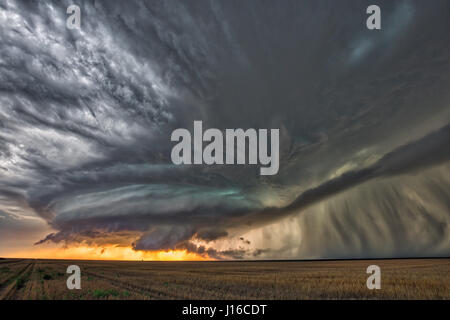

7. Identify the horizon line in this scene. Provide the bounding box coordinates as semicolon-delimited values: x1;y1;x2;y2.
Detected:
1;256;449;263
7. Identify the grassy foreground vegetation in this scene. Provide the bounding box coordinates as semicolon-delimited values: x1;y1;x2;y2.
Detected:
0;258;448;300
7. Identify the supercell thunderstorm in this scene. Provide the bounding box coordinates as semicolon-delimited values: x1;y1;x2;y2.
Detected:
0;0;449;259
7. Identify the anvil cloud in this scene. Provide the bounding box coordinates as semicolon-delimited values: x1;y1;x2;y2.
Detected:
0;0;449;259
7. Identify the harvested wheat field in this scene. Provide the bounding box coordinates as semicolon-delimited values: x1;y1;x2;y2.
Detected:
0;258;448;300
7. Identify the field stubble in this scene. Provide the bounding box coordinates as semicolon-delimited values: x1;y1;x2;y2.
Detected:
0;258;448;300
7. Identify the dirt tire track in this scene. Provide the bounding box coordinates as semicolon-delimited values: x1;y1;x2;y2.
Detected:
83;269;242;299
82;269;183;299
15;263;40;300
0;262;34;300
0;262;31;288
0;259;25;265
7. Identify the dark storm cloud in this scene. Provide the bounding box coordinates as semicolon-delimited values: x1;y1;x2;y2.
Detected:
0;0;449;258
238;124;450;228
31;123;450;257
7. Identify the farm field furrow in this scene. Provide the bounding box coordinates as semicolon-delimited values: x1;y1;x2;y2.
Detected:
0;262;34;300
0;261;31;285
0;258;448;300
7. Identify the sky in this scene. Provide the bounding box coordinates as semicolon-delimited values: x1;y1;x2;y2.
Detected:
0;0;449;260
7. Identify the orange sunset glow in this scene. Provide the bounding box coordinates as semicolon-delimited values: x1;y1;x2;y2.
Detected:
3;244;210;261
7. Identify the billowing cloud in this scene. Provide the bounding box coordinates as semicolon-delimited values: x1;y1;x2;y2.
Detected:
0;0;449;259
